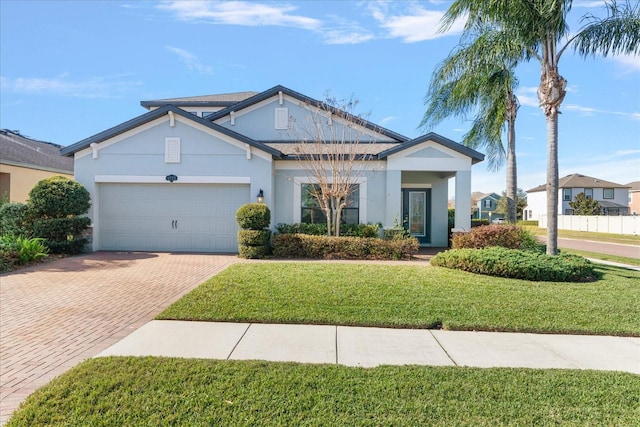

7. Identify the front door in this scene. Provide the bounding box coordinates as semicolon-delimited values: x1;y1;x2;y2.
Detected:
402;189;430;245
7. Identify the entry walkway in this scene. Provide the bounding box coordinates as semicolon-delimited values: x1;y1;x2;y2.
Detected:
99;320;640;373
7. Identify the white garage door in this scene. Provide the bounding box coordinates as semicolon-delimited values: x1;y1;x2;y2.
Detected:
98;184;250;253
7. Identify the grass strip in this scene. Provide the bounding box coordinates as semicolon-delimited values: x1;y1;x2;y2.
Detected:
8;357;640;427
157;263;640;336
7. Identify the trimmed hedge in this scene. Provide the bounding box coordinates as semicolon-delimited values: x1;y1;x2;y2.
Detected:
452;225;542;252
29;176;90;218
0;202;32;237
272;234;419;260
431;247;595;282
238;244;271;259
275;223;380;238
236;204;271;230
238;229;272;246
32;217;91;254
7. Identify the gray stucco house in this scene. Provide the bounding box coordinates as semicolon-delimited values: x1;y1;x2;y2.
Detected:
61;85;484;253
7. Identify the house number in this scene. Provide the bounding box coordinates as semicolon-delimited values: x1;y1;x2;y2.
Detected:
165;174;178;183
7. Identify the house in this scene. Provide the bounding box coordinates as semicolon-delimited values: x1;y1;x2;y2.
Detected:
525;174;630;220
61;85;484;253
0;129;74;203
627;181;640;215
471;192;503;221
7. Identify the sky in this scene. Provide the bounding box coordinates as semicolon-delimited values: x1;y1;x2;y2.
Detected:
1;0;639;195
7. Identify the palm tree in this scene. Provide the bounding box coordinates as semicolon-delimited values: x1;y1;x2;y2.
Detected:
421;27;520;224
441;0;640;255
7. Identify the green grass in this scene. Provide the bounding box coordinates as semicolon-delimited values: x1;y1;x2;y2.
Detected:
8;357;640;427
559;248;640;266
524;226;640;246
157;263;640;336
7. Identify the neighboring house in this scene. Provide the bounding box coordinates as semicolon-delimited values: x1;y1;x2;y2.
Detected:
61;85;484;253
628;181;640;215
0;129;74;203
525;174;630;220
471;191;503;221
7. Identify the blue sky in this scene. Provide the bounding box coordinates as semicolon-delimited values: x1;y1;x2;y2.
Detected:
1;0;639;194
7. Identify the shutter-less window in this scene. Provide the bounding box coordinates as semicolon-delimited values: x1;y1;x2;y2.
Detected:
275;108;289;130
165;137;181;163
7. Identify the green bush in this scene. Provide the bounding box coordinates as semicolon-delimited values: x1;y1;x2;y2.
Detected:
0;202;33;237
238;229;272;246
275;223;380;238
430;247;595;282
32;217;91;254
235;203;271;230
272;234;419;260
452;225;543;252
0;235;49;272
29;176;90;218
238;244;271;259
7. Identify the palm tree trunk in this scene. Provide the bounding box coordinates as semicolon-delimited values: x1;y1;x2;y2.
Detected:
506;95;518;224
546;111;559;255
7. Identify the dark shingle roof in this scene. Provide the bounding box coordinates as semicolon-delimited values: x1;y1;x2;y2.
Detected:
0;129;73;173
527;174;629;192
140;91;258;109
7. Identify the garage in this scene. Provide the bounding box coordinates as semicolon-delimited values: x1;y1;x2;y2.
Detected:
98;183;250;253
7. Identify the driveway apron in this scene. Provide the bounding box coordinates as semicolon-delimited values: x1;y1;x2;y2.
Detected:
0;251;239;425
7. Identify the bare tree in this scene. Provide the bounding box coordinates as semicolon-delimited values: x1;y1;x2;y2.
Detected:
289;96;376;237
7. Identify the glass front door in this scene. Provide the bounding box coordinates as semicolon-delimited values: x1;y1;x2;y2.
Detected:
402;189;431;245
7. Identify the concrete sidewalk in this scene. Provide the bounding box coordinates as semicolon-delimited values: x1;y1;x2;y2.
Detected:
98;321;640;374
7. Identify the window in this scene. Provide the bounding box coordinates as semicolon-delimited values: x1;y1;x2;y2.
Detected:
483;199;492;209
301;184;359;225
565;209;574;215
603;188;614;199
563;189;572;201
165;137;181;163
584;188;593;199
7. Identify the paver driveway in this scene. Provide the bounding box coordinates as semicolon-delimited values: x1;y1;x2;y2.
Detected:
0;251;240;425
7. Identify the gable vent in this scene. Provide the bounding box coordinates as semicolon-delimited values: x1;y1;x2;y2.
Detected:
165;137;181;163
275;108;288;130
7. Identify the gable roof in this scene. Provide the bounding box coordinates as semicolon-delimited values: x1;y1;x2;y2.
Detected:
377;133;485;164
60;105;282;158
626;181;640;192
207;85;411;143
1;129;74;173
527;173;629;192
140;91;258;109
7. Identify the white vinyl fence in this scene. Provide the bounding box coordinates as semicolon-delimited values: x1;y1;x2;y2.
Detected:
539;215;640;235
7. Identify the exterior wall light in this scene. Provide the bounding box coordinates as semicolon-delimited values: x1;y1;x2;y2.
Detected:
257;189;264;203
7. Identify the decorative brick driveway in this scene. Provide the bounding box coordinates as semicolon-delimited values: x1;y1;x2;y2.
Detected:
0;252;240;425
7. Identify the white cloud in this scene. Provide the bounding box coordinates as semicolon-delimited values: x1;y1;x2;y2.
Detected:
611;54;640;73
165;46;214;75
0;74;142;98
370;3;465;42
563;103;640;120
516;86;539;108
158;1;321;30
379;115;396;125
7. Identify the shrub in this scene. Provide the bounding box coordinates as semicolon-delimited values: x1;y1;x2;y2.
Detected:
32;217;91;254
0;202;33;237
238;229;272;246
0;235;49;272
430;247;595;282
235;203;271;230
275;223;380;238
452;225;543;252
238;244;271;259
28;176;90;218
272;234;419;260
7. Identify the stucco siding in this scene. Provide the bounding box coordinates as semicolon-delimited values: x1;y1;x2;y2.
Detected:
216;97;397;143
0;163;73;203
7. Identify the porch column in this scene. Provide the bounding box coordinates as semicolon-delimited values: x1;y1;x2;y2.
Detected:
454;170;472;231
385;169;402;228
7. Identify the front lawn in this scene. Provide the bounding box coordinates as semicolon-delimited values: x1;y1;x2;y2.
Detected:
157;263;640;336
8;357;639;427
